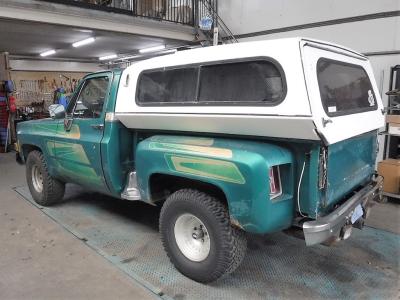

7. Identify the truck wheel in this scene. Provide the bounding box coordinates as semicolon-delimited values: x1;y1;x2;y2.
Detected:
159;189;247;283
26;150;65;206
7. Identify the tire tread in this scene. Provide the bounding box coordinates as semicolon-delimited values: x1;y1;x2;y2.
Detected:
26;150;65;206
160;188;247;283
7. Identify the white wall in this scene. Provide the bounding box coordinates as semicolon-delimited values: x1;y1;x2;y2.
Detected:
219;0;400;35
10;59;103;73
369;55;400;105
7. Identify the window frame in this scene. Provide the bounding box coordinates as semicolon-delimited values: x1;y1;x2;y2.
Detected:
67;75;111;119
135;57;287;107
316;57;378;117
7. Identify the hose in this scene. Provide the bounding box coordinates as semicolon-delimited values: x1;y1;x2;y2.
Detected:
297;160;307;218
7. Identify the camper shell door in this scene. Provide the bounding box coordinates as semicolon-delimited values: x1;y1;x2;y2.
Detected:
301;40;384;145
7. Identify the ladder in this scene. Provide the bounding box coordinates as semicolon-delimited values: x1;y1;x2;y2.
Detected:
196;0;237;45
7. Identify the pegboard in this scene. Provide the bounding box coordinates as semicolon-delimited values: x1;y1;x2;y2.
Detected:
10;71;87;109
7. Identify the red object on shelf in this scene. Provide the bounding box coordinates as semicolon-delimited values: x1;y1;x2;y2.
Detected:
8;95;16;113
0;102;8;128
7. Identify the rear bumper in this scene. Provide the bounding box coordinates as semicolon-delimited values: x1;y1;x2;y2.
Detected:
303;176;383;246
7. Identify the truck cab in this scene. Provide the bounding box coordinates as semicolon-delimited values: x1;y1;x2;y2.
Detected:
16;37;384;283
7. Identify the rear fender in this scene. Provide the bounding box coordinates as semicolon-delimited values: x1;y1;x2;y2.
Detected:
135;135;295;234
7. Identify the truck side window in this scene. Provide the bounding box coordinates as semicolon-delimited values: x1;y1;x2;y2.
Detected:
137;68;197;104
198;60;284;104
72;77;109;118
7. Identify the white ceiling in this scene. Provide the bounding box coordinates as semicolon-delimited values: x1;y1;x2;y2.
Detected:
0;18;189;62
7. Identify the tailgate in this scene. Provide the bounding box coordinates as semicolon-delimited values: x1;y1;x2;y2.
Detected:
301;39;384;145
325;131;377;209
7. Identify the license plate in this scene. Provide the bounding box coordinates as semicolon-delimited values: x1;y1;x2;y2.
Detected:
351;204;363;224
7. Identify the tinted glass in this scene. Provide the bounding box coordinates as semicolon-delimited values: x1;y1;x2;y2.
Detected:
198;60;284;103
137;68;197;103
72;77;109;118
317;58;377;116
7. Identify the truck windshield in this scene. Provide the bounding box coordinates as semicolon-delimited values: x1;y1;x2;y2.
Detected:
317;58;377;116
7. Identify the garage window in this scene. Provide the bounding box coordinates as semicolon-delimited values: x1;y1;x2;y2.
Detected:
317;58;377;116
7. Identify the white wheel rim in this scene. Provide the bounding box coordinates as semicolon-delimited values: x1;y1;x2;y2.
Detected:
174;213;211;262
31;165;43;193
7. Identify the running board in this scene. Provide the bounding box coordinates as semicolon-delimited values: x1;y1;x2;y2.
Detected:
121;171;141;201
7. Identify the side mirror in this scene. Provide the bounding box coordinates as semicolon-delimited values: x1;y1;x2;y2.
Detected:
49;104;65;119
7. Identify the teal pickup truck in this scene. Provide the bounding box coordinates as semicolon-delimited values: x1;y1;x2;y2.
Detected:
16;38;384;283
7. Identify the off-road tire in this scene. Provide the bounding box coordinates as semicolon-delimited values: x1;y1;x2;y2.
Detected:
159;189;247;283
26;150;65;206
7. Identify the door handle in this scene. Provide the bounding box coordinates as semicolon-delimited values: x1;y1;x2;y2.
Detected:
90;124;104;130
322;117;333;127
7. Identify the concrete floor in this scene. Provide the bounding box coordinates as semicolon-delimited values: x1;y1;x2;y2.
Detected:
1;151;399;299
0;152;156;300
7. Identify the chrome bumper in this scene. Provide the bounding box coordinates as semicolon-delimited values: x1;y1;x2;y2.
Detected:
303;176;383;246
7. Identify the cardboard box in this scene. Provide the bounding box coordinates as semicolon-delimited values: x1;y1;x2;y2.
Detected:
388;123;400;136
377;159;400;194
386;114;400;124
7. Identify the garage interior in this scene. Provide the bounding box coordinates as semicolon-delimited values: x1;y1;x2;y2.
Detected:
0;0;399;299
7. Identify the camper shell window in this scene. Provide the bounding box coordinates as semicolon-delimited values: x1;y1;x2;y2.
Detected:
317;58;377;117
137;67;198;104
136;58;286;106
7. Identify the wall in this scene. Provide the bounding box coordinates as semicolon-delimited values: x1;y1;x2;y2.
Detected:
11;71;87;109
9;59;102;109
10;59;103;73
219;0;399;36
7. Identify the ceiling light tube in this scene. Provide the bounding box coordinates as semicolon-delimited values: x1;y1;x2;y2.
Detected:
139;45;166;53
119;55;139;60
99;54;118;61
40;50;56;57
72;37;95;48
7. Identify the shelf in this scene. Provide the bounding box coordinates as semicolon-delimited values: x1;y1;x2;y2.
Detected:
382;192;400;199
378;131;400;137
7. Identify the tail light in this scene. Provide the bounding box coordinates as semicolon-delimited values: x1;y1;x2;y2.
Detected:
269;166;282;199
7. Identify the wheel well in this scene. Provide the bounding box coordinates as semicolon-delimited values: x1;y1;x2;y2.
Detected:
21;144;41;160
149;173;228;207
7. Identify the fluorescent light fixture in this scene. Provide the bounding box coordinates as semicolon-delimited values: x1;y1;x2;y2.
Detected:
99;54;118;61
119;55;139;60
72;37;95;48
164;49;177;54
40;49;56;57
139;45;166;53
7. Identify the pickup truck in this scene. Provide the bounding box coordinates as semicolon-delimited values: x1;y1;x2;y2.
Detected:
16;38;384;283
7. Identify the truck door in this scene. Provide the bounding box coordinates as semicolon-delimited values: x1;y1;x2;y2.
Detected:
55;72;111;192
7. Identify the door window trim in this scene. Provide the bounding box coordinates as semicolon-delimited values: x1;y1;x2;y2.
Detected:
67;73;111;120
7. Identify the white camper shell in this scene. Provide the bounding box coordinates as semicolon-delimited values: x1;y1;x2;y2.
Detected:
115;38;384;145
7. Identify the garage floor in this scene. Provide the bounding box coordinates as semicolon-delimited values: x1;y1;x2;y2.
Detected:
1;152;400;299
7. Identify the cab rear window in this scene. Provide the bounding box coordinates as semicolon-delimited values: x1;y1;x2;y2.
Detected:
317;58;377;116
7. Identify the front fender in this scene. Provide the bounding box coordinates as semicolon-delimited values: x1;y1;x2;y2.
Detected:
136;135;295;234
17;119;59;175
